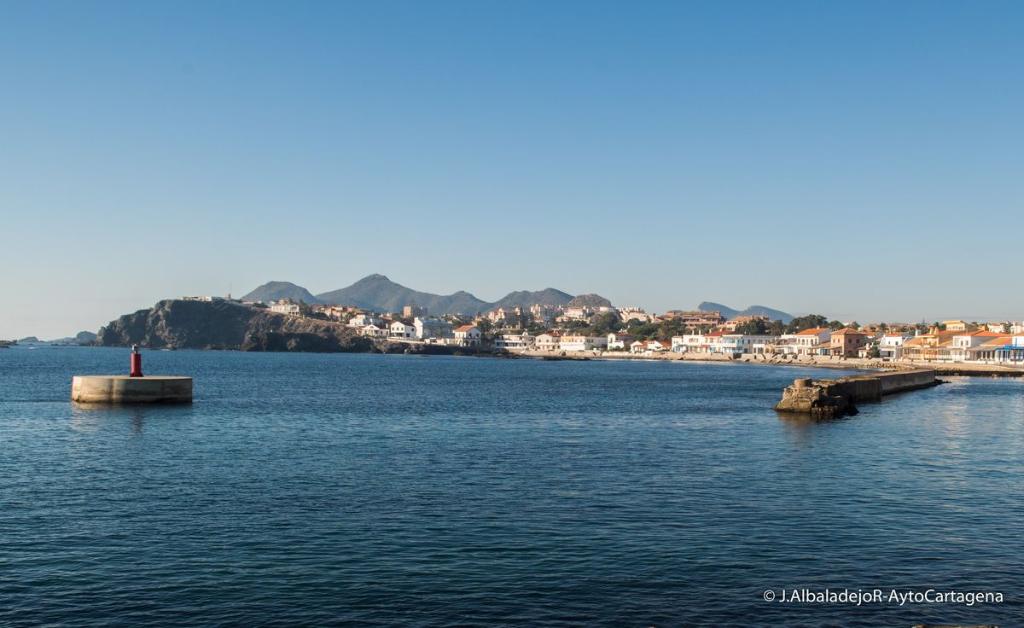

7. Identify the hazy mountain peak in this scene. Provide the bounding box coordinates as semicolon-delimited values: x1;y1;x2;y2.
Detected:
241;281;321;304
568;293;613;308
698;301;794;323
243;275;586;316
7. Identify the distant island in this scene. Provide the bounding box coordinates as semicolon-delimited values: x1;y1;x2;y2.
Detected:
5;332;97;347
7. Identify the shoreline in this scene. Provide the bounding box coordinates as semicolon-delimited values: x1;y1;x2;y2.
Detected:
509;348;1024;377
30;343;1024;377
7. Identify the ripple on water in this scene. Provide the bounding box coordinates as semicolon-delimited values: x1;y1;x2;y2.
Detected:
1;348;1022;626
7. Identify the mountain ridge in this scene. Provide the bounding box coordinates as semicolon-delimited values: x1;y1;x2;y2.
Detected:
698;301;794;323
245;276;583;315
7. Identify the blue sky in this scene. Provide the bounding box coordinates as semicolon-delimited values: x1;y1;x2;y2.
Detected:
1;1;1021;338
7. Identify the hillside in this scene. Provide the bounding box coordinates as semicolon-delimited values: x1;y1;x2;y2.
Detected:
490;288;573;309
568;293;613;308
315;274;490;315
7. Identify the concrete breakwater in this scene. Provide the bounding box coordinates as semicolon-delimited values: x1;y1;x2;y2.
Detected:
71;375;193;404
774;370;939;418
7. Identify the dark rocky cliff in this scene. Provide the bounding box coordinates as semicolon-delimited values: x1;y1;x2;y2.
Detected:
97;300;374;352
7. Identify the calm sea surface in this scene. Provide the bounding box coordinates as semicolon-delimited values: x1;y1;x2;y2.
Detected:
1;347;1022;626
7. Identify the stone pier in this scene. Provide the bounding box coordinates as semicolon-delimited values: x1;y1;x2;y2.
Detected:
71;375;193;404
774;370;939;418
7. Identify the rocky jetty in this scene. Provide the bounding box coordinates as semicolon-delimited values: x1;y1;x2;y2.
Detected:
774;378;859;419
97;300;373;352
774;370;939;419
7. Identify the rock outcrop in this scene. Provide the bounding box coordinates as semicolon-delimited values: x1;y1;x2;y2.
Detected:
97;300;373;353
774;378;859;419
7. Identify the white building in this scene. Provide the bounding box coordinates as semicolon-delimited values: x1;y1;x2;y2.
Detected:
630;339;668;353
968;334;1020;363
607;332;635;350
709;334;778;355
559;335;607;352
1000;336;1024;364
878;333;912;360
559;307;592;322
535;333;561;351
360;324;388;338
779;328;831;355
948;332;1006;362
454;325;482;347
348;313;383;328
495;332;534;350
389;320;416;339
414;317;453;340
672;334;708;353
270;302;301;316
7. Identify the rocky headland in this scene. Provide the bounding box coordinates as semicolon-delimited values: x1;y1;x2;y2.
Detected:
97;299;375;352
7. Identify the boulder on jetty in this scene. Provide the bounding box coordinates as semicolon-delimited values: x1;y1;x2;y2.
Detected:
774;378;858;419
775;370;939;419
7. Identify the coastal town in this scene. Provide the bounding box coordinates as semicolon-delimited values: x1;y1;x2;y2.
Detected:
227;295;1024;368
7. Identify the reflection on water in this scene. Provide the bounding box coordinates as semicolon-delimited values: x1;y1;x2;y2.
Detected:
69;402;194;434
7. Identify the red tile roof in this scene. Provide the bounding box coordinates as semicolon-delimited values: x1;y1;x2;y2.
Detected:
832;327;867;335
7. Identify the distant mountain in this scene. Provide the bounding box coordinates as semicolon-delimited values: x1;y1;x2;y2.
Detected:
316;274;490;315
241;281;321;304
698;301;794;323
491;288;573;309
242;275;588;316
568;293;613;308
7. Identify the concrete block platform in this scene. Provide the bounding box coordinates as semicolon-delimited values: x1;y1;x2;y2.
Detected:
71;375;193;404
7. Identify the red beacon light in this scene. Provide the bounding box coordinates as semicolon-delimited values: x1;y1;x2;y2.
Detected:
129;344;144;378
